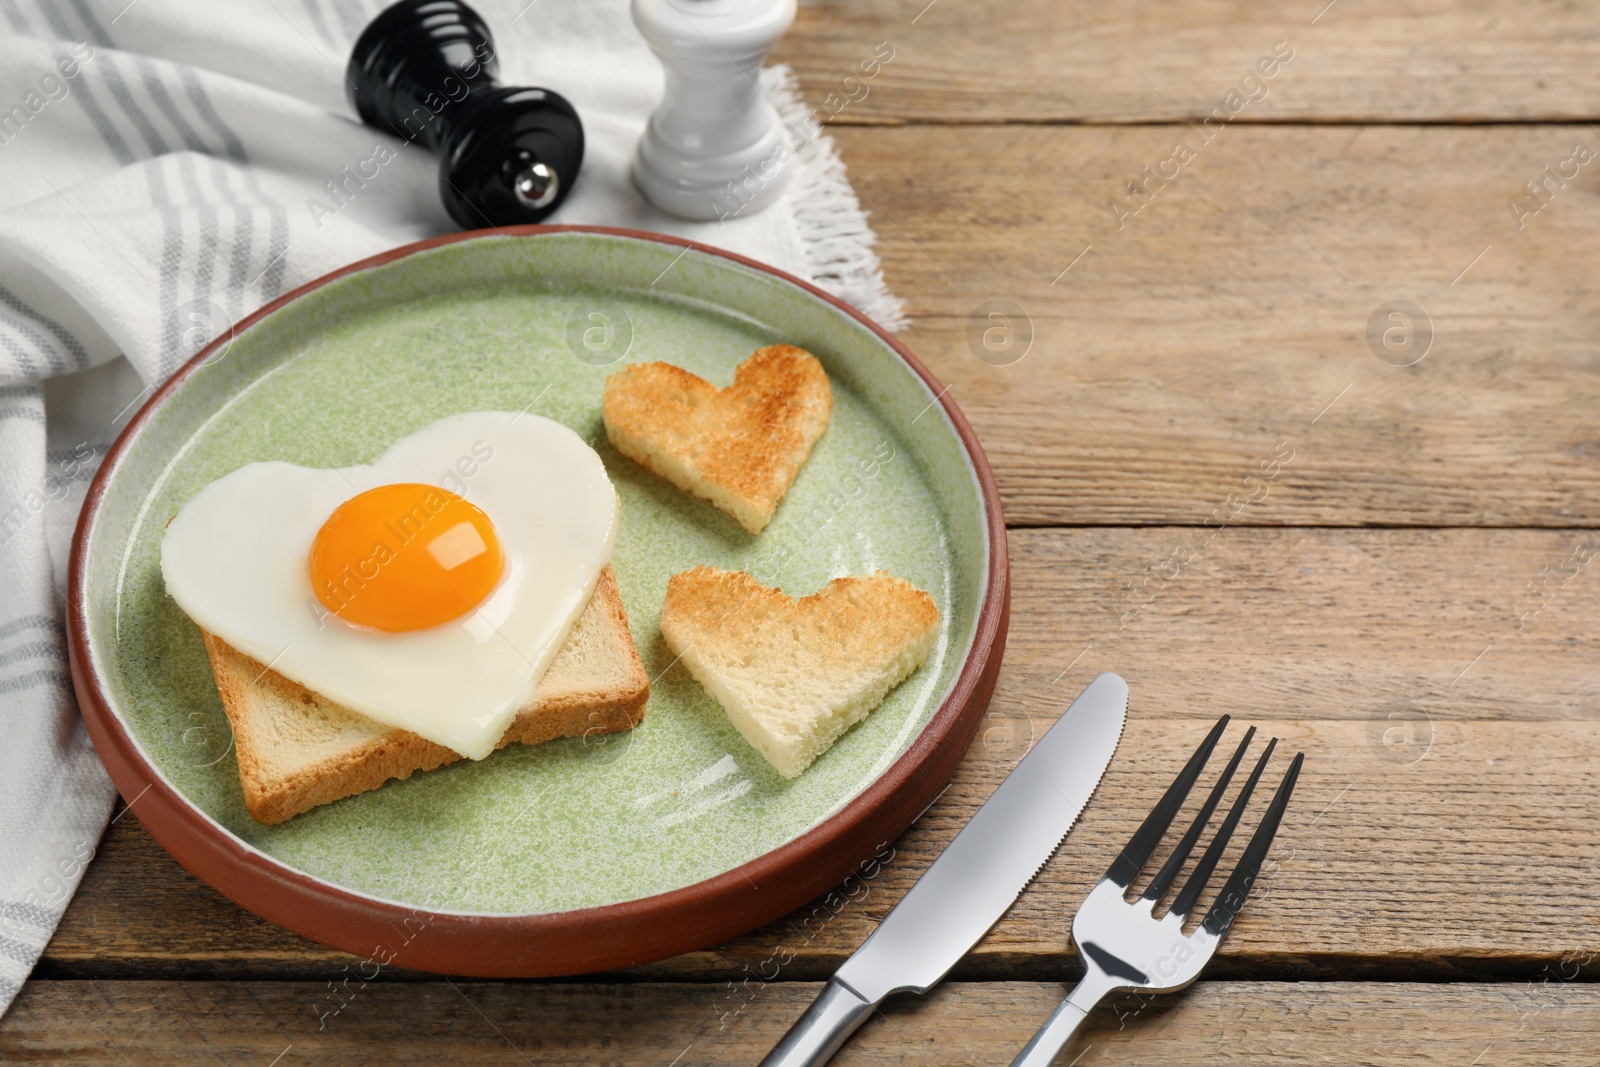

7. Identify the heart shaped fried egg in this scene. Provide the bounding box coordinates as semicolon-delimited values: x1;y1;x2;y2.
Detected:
160;412;618;760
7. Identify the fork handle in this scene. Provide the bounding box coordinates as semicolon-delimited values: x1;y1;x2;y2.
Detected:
1008;976;1107;1067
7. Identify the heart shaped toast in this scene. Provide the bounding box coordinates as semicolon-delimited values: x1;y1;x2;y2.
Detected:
602;344;832;533
660;566;940;778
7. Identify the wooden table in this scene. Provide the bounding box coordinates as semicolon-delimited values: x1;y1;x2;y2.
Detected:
9;1;1600;1062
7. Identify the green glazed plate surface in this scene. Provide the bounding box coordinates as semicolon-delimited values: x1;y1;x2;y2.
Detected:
81;232;989;915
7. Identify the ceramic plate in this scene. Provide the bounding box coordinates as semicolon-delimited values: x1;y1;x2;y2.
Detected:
69;226;1008;976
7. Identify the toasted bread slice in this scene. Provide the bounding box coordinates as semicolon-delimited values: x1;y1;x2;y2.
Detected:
602;345;832;533
659;567;939;779
204;566;649;825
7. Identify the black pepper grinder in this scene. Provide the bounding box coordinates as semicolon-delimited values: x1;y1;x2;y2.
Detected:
346;0;584;228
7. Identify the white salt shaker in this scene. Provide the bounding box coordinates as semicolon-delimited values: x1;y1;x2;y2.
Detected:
631;0;797;221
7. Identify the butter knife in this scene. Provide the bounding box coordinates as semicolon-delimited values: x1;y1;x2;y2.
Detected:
759;672;1128;1067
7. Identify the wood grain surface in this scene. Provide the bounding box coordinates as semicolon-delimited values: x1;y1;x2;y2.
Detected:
779;0;1600;123
36;528;1600;982
7;980;1596;1065
827;123;1600;527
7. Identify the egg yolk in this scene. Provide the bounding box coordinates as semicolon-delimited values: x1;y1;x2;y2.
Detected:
309;483;504;632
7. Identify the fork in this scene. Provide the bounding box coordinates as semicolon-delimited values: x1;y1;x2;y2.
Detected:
1009;715;1303;1067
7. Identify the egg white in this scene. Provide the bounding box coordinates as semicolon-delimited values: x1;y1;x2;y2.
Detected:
160;412;619;760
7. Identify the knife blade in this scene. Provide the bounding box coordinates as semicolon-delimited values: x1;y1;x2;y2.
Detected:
759;672;1128;1067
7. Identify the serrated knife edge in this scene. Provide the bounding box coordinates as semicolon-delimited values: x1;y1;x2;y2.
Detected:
1024;711;1126;892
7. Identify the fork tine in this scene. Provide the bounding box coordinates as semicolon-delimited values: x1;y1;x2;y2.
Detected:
1201;751;1304;938
1104;714;1230;887
1168;737;1277;919
1140;726;1256;905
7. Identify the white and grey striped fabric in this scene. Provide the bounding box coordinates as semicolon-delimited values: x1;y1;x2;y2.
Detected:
0;0;901;1015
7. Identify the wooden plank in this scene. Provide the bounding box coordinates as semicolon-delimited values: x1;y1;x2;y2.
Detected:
4;979;1596;1065
826;123;1600;526
778;0;1600;123
42;528;1600;980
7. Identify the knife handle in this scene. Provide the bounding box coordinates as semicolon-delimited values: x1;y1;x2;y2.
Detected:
758;978;877;1067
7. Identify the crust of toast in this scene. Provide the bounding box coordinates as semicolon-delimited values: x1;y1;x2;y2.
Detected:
203;565;649;825
601;345;832;533
659;567;939;779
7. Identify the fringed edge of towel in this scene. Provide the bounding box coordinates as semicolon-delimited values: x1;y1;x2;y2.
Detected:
763;66;909;333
